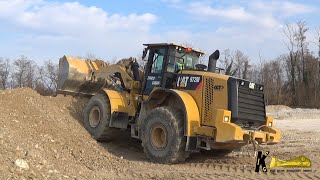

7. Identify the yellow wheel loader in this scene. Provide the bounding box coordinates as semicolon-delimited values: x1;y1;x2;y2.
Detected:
57;43;280;163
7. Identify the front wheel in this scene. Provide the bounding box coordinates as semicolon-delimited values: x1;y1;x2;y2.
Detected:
83;93;118;141
141;106;189;163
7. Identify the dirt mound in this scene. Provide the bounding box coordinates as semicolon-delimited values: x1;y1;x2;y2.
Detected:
0;88;319;179
0;88;127;179
267;105;320;120
266;105;292;113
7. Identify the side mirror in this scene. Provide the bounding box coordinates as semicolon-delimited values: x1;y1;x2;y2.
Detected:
142;48;148;59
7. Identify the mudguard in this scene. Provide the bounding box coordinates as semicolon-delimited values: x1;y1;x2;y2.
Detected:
100;89;136;129
144;88;201;136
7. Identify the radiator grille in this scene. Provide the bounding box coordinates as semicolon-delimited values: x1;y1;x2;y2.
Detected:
237;84;266;122
204;78;214;123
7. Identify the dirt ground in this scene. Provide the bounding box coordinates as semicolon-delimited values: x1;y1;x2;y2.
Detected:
0;88;319;179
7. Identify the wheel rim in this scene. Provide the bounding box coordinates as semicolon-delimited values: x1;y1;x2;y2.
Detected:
89;106;101;128
150;123;168;150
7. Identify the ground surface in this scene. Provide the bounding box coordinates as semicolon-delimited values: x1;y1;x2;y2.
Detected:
0;88;319;179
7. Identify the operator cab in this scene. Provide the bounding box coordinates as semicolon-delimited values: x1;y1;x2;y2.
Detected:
141;43;206;95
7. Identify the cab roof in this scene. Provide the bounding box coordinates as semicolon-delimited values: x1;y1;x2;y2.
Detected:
143;43;205;54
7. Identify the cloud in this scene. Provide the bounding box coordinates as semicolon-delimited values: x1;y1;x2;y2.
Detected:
182;1;315;29
250;1;316;16
160;0;181;4
153;26;286;62
0;0;317;63
188;2;253;22
155;0;317;61
147;0;316;61
0;0;157;34
186;2;279;28
0;0;157;61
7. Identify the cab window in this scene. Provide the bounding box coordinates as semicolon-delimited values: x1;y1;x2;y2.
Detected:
166;49;176;73
185;56;193;69
167;48;200;72
151;48;165;73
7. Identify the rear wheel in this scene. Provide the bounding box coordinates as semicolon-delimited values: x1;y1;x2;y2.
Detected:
141;106;189;163
83;93;118;141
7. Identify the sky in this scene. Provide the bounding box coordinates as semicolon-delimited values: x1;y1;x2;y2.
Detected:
0;0;319;63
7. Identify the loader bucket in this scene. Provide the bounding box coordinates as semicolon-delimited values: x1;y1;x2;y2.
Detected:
57;56;105;96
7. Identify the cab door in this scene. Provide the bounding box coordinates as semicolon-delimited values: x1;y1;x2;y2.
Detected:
143;47;167;95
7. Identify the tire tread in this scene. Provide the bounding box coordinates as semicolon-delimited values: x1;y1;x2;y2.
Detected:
141;106;189;163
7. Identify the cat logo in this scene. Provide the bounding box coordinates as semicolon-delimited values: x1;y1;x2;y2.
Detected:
177;76;189;88
214;85;224;90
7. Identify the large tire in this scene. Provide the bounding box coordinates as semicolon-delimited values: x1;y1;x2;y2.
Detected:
83;93;118;141
141;106;189;163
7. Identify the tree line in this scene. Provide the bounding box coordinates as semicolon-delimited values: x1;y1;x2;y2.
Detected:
220;21;320;108
1;21;319;107
0;56;58;95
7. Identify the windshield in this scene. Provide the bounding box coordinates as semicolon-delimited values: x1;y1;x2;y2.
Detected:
166;50;200;72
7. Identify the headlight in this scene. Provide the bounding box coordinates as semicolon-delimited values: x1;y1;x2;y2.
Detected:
268;122;272;127
249;82;255;89
224;116;229;122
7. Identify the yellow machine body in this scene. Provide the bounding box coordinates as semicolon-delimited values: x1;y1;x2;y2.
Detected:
57;43;280;154
143;70;280;150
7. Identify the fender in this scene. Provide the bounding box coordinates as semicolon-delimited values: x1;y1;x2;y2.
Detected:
100;89;135;116
142;88;201;136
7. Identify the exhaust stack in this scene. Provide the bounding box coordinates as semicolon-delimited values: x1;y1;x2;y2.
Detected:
207;50;220;73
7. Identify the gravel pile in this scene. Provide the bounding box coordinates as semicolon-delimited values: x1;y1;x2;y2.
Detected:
267;105;320;120
0;88;127;179
0;88;319;179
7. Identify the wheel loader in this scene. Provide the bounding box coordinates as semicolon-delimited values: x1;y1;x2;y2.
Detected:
57;43;280;163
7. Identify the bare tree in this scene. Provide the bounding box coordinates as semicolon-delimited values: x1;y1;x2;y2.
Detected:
13;56;36;88
222;49;233;75
271;58;284;104
283;23;299;105
220;49;251;78
37;60;58;93
257;52;265;83
295;21;309;85
14;56;28;88
304;53;318;106
255;57;285;105
316;27;320;58
314;27;320;103
242;60;250;79
0;58;10;89
221;49;237;76
85;53;98;60
234;50;250;78
26;62;37;88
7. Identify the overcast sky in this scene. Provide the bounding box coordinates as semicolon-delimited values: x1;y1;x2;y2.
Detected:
0;0;319;63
